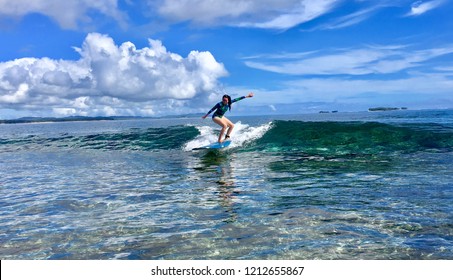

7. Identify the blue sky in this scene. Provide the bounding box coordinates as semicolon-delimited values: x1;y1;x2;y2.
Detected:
1;0;453;118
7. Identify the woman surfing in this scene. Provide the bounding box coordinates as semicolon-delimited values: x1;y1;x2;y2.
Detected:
202;92;254;143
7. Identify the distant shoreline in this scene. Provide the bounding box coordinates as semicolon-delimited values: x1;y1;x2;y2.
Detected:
0;116;116;124
0;114;202;124
4;108;453;124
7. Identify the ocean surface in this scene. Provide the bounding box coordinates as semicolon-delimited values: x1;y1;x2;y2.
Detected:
1;109;452;260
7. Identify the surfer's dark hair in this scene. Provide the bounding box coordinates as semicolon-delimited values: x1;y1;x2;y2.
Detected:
223;94;232;111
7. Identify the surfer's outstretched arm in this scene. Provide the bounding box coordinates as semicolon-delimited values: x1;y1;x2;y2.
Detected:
202;103;220;119
231;92;254;104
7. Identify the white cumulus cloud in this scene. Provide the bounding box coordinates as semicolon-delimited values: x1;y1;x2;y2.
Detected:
0;33;228;117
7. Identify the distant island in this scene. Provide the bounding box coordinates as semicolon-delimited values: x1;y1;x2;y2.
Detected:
368;107;408;112
319;110;338;113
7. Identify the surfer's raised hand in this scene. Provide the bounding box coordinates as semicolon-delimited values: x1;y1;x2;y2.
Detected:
247;92;254;98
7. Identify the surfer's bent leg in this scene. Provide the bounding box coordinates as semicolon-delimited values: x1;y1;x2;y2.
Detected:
213;116;228;143
222;116;234;139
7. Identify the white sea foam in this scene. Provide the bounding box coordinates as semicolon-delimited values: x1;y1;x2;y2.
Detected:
183;125;217;151
184;121;272;151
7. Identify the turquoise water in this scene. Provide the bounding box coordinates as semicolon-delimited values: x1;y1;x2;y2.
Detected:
1;110;452;259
